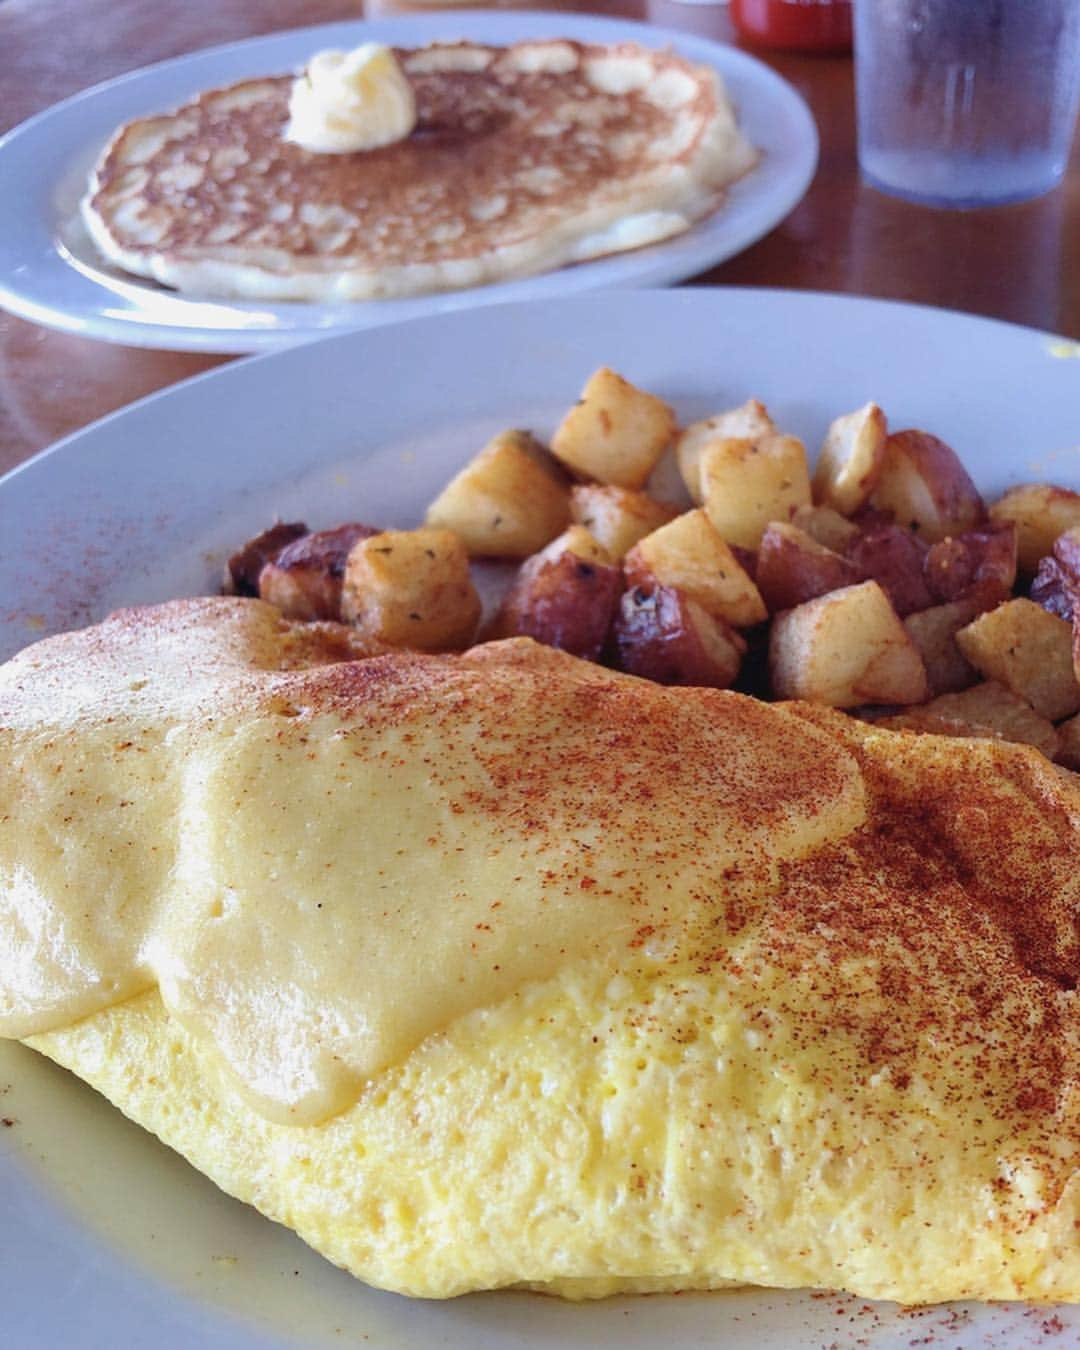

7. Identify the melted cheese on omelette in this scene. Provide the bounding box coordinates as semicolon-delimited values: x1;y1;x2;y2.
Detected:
3;597;1080;1303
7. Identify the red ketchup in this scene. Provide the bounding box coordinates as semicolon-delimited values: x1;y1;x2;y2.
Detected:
729;0;853;54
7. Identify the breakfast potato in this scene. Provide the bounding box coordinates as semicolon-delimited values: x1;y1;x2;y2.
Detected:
790;503;861;554
877;681;1061;761
989;484;1080;573
769;580;928;707
675;398;775;504
341;527;481;650
490;526;621;660
611;585;746;688
955;598;1080;721
1054;524;1080;582
1057;713;1080;771
755;521;860;614
812;402;888;516
623;508;767;628
700;432;813;551
424;430;569;558
902;600;980;697
258;522;377;621
1030;556;1075;622
845;522;933;617
224;521;308;597
551;367;676;490
568;484;676;560
923;521;1018;611
868;430;986;543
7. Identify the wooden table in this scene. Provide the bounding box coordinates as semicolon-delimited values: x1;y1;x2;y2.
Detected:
1;0;1078;476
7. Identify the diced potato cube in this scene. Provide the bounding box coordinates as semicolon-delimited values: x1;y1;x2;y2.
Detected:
878;682;1060;762
769;580;928;707
989;484;1080;573
258;523;376;621
568;484;676;560
551;368;676;489
1054;524;1080;583
869;429;985;543
955;598;1080;721
342;527;480;650
490;527;621;661
813;402;887;516
612;585;746;688
675;399;775;504
700;432;812;551
623;508;767;628
923;521;1017;611
845;522;933;617
424;429;569;558
903;599;980;696
1057;713;1080;771
1030;556;1075;622
790;503;861;554
756;521;859;613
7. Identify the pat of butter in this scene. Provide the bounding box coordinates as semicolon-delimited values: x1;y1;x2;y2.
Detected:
284;43;417;154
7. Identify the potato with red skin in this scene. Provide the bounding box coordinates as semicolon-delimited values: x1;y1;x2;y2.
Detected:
923;520;1018;611
869;430;986;543
258;522;377;621
903;600;980;696
756;522;860;614
225;521;308;596
845;523;933;617
492;527;621;661
1030;557;1074;622
1054;525;1080;583
612;586;746;688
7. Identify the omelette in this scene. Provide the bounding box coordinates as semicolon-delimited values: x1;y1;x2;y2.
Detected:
81;39;755;303
1;597;1078;1303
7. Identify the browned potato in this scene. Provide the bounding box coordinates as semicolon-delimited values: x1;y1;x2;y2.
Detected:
551;368;676;489
623;508;767;629
877;681;1061;762
955;598;1080;721
612;585;746;688
790;503;861;554
701;432;813;551
769;580;928;707
756;522;860;614
491;526;621;660
868;429;986;543
341;527;481;650
1030;556;1075;622
812;402;887;516
568;484;676;560
675;399;775;504
923;520;1018;611
424;430;569;558
258;522;376;621
224;521;308;596
845;522;933;617
989;484;1080;573
903;599;980;696
1057;713;1080;771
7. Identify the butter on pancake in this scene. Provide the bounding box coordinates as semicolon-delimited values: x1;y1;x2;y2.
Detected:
3;599;1080;1303
80;40;757;302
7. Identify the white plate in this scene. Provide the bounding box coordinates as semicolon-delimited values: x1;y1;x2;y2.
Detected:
1;290;1079;1350
0;10;816;355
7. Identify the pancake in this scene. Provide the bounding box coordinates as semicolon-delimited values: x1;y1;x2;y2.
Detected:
81;40;756;302
3;599;1079;1302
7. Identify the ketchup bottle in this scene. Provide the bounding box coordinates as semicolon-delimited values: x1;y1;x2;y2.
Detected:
729;0;852;54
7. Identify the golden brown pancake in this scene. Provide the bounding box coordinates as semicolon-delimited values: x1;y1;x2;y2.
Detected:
2;599;1078;1302
81;40;756;301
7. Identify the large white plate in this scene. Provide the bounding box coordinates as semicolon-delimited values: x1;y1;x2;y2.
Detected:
1;290;1079;1350
0;10;816;355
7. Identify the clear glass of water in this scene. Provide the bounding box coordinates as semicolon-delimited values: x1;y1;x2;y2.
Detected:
854;0;1080;208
